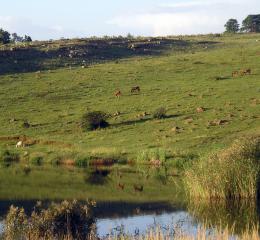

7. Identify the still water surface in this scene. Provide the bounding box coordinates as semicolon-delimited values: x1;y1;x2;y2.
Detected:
0;165;259;237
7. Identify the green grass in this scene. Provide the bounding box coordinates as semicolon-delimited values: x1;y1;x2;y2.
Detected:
0;33;259;165
136;148;166;164
0;33;260;200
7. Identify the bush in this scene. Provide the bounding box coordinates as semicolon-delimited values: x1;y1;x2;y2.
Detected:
49;155;62;165
81;111;109;131
0;28;10;44
4;200;96;240
30;156;43;165
0;150;20;164
75;156;90;167
184;136;260;200
153;107;167;119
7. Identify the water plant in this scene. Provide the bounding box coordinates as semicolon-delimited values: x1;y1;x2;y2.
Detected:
137;148;166;164
184;136;260;200
3;200;96;240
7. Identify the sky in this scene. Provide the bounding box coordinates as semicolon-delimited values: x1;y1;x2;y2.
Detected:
0;0;259;40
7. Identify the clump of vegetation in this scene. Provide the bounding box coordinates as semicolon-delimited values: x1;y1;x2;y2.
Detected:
153;107;167;119
29;155;43;165
242;14;260;33
184;136;260;200
0;150;20;165
49;155;62;165
188;200;258;235
75;156;90;167
4;200;96;240
171;152;198;170
22;121;30;128
81;111;109;131
22;165;31;175
0;28;10;44
224;19;240;33
137;148;166;164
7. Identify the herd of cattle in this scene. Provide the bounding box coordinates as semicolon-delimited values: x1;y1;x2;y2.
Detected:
114;86;140;98
232;68;251;77
114;68;252;98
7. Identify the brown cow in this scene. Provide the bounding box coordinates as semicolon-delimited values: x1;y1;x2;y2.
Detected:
133;184;143;192
117;183;125;190
131;86;140;93
242;68;251;75
114;90;122;98
232;71;239;77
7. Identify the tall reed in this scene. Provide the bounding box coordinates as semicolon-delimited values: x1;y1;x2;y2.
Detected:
183;136;260;200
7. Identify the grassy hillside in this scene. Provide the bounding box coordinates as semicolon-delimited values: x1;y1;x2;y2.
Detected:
0;34;259;167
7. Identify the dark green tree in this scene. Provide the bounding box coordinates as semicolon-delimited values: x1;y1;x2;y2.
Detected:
127;33;134;39
81;111;109;131
0;28;10;44
241;14;260;33
11;33;23;43
24;35;32;42
224;19;240;33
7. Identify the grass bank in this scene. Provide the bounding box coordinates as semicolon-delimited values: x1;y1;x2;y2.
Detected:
0;34;259;165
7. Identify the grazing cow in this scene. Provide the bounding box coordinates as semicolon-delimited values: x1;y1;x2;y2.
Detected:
133;184;143;192
232;71;239;77
16;141;24;148
117;183;125;190
242;68;251;75
114;90;122;98
131;86;140;93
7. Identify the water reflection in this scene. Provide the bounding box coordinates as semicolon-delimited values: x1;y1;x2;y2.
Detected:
0;164;259;237
97;211;195;238
188;200;260;234
0;199;259;237
84;169;111;185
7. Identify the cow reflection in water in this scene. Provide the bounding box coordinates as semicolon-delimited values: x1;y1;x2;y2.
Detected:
84;169;111;185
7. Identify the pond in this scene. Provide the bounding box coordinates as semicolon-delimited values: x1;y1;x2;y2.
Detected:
0;165;259;237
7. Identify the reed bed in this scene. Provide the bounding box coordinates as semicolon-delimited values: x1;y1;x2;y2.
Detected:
184;136;260;200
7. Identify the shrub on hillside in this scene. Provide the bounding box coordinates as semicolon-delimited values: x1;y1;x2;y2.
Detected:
75;156;90;167
184;136;260;200
29;155;43;165
153;107;167;119
81;111;109;131
0;150;20;164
